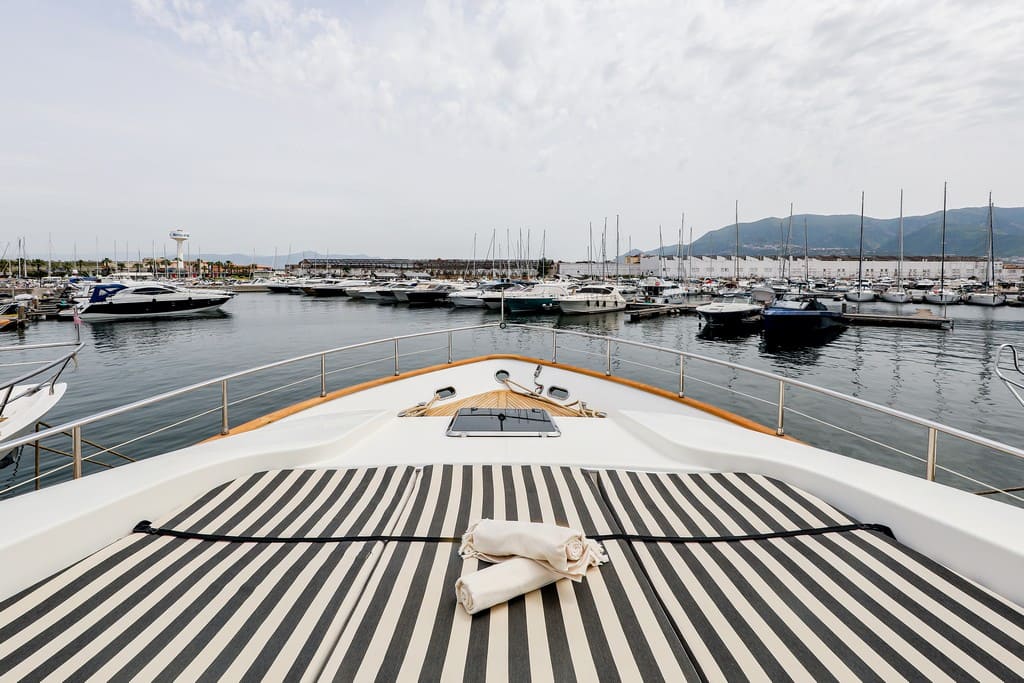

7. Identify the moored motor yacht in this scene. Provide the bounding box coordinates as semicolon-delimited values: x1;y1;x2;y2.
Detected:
63;282;233;321
557;284;627;314
303;279;369;297
448;280;516;308
504;283;574;313
639;277;686;304
696;293;765;328
762;294;845;334
0;323;1022;679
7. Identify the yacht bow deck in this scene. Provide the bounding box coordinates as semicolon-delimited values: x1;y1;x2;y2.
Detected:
2;464;1022;681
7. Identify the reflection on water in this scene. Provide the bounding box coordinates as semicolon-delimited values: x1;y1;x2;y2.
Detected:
4;295;1024;500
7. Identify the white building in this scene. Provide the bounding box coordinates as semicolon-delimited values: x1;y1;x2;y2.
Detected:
557;255;1017;282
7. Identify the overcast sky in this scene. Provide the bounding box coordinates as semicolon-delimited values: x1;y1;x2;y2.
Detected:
2;0;1022;260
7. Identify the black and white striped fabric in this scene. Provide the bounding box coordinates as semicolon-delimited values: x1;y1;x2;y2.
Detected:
318;465;701;681
0;467;416;681
2;465;1023;682
156;466;417;537
599;470;1024;682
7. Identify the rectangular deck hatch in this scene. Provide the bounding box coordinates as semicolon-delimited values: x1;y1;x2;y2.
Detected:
446;407;560;437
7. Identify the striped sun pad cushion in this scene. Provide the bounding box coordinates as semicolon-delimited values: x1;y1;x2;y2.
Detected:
156;466;417;537
319;465;700;681
2;465;1023;681
599;470;1024;682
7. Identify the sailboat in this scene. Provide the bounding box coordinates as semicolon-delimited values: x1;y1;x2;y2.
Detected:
925;182;960;304
697;201;765;327
965;193;1006;306
845;192;875;302
881;190;910;303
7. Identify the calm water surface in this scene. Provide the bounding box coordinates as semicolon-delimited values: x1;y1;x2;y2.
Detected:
3;294;1023;502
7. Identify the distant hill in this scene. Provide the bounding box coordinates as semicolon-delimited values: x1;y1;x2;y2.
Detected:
643;206;1024;258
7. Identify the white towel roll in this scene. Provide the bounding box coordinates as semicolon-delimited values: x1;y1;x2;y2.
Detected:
460;519;608;580
455;557;561;615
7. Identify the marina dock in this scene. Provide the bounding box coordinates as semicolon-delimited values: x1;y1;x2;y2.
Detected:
625;302;701;322
842;309;952;330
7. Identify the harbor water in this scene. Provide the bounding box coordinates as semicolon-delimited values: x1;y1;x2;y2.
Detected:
3;294;1023;504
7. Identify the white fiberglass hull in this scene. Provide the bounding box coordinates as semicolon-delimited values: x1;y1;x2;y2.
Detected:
965;292;1006;306
0;383;66;455
924;291;960;304
844;289;875;302
449;295;486;308
880;290;910;303
558;299;626;314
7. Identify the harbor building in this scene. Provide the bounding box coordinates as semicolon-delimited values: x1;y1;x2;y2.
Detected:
557;255;1020;282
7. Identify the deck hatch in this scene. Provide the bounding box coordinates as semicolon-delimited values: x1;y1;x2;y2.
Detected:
446;407;560;437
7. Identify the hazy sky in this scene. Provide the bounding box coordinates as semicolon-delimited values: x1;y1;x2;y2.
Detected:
2;0;1022;260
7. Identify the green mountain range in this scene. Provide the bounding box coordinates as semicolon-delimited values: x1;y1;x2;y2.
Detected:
643;206;1024;258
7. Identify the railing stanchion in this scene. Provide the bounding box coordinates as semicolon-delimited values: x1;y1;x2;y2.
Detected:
447;332;453;364
72;426;82;479
678;355;685;398
776;381;786;436
220;381;229;435
394;339;400;376
605;340;612;376
926;427;938;481
34;438;40;490
552;329;558;363
320;354;327;397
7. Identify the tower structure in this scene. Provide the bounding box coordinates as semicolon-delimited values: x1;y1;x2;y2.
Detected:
170;229;190;276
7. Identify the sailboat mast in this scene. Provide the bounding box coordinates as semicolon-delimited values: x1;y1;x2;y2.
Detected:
602;218;608;280
734;200;740;282
940;182;947;293
688;227;693;284
857;191;865;289
678;212;684;282
615;215;620;281
786;203;794;280
658;226;665;279
898;189;904;290
589;223;594;279
803;217;809;285
988;192;995;286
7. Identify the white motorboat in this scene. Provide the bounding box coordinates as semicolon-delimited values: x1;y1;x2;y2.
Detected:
229;279;271;293
504;283;574;313
639;277;686;304
303;279;369;297
696;294;763;327
557;284;627;314
0;340;82;460
64;282;233;321
481;284;527;310
0;323;1022;679
448;280;515;308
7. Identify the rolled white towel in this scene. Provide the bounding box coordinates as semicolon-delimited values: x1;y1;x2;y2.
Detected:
460;519;608;580
456;557;561;615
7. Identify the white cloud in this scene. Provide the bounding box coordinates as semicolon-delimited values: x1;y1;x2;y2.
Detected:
2;0;1022;256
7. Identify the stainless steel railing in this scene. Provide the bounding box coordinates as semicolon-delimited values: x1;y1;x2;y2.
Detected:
0;341;85;419
517;322;1024;491
1;322;1023;501
0;324;496;494
997;344;1024;409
